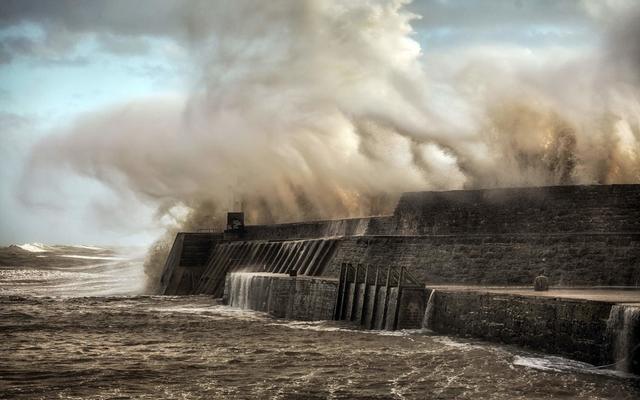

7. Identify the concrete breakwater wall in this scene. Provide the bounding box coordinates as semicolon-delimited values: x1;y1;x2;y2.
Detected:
424;289;640;374
222;272;640;374
326;234;640;286
224;273;338;321
236;184;640;240
160;232;221;295
393;184;640;235
224;272;425;329
161;184;640;295
242;216;394;241
196;238;339;298
163;231;639;295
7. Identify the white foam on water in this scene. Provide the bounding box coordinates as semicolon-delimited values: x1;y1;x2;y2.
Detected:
17;243;53;253
148;303;268;322
60;255;128;260
270;319;352;333
389;364;421;400
513;355;637;379
0;258;145;297
69;245;105;251
432;336;484;351
271;318;427;338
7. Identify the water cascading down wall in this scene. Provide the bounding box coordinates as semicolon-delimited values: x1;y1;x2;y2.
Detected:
159;184;640;373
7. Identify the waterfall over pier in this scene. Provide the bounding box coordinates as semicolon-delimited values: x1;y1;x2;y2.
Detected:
607;305;640;373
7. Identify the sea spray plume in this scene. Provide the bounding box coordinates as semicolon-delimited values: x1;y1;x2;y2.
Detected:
22;0;436;220
19;0;640;290
23;1;439;290
144;200;225;293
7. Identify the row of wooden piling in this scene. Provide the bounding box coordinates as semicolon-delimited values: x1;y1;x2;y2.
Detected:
333;263;421;330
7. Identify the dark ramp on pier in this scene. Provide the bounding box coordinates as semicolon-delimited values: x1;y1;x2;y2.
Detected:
160;232;221;295
195;238;338;297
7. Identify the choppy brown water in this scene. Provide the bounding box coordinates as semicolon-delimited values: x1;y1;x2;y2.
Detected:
1;295;638;399
0;253;639;399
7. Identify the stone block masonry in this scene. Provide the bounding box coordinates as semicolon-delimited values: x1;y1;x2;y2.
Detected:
242;216;383;241
224;273;339;321
160;232;222;295
392;184;640;235
228;184;640;240
326;234;640;286
424;288;640;374
224;272;426;329
161;185;640;294
196;238;339;298
427;290;611;364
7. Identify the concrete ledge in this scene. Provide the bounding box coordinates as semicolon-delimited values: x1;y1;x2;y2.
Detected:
425;287;640;374
326;234;640;286
223;272;426;329
224;273;339;321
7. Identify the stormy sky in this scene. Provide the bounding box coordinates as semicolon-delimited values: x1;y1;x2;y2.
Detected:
0;0;638;246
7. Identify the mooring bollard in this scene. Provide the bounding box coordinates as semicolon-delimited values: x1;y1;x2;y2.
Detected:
534;271;549;291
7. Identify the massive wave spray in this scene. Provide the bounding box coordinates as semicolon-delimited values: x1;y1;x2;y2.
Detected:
20;0;640;290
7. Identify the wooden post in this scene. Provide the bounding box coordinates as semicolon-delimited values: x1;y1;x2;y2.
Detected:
360;264;370;326
392;266;404;330
350;264;360;321
339;263;350;320
381;267;391;330
369;266;380;329
333;263;345;320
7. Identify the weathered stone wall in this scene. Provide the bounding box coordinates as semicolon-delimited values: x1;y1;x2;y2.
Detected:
161;184;640;293
393;184;640;235
222;273;426;329
239;185;640;240
426;289;615;366
196;238;339;298
243;216;393;241
160;232;221;295
397;288;427;329
224;273;339;321
326;234;640;286
179;233;222;266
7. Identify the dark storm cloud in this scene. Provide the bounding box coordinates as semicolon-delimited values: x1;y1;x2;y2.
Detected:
0;33;90;65
0;0;630;64
0;36;35;64
0;44;11;64
408;0;593;28
0;0;594;37
0;0;615;50
0;0;201;63
0;0;298;64
405;0;620;49
0;110;33;130
96;33;152;55
0;0;186;37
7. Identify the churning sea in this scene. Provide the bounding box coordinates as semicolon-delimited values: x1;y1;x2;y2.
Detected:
1;245;638;399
